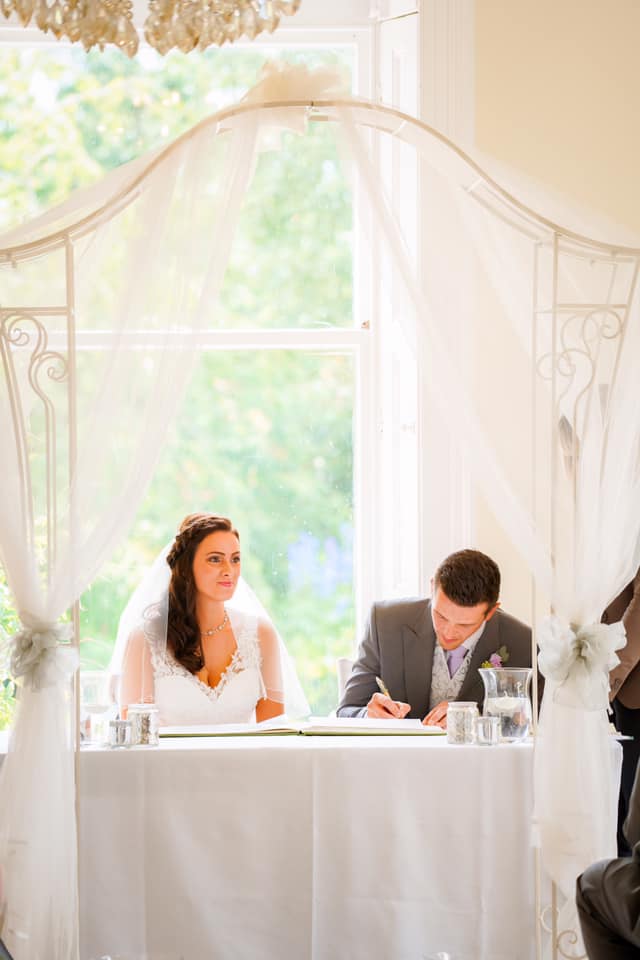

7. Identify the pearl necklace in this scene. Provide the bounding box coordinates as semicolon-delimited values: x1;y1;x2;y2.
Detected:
201;610;229;637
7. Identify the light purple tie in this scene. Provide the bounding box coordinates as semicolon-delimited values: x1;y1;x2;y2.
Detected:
448;646;468;678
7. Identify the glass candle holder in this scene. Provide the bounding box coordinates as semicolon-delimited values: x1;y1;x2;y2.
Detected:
446;701;478;745
474;714;499;746
108;718;132;749
80;669;112;745
128;704;160;746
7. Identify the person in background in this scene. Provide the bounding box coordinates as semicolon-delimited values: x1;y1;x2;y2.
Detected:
577;757;640;958
603;569;640;856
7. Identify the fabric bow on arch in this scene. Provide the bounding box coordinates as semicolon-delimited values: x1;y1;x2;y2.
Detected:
9;617;77;691
537;614;626;710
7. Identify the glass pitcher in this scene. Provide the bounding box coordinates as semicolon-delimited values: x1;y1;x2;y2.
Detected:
478;667;532;742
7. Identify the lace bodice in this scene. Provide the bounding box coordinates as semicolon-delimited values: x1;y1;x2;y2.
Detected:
149;608;266;725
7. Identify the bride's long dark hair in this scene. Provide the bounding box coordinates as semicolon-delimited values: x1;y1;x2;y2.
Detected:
166;512;239;674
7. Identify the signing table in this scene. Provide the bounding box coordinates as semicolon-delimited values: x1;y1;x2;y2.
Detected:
78;734;537;960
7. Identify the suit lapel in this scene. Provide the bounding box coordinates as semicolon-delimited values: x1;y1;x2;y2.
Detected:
403;603;435;718
458;615;500;706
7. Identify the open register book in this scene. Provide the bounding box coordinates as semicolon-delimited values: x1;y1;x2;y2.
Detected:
160;715;446;738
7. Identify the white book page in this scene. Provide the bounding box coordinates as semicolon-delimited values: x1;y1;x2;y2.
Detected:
160;716;446;737
303;716;445;735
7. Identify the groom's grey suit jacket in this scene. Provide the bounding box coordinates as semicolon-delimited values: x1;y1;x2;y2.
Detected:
337;597;533;719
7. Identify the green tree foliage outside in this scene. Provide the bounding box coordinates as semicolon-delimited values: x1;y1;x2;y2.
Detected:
80;350;354;715
0;44;356;727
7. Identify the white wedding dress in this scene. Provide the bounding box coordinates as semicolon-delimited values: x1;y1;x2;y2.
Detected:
149;607;266;725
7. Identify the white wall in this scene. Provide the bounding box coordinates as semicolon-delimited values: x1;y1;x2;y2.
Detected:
476;0;640;233
471;1;640;620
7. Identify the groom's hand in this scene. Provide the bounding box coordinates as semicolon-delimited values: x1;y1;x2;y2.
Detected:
423;700;449;728
367;692;411;719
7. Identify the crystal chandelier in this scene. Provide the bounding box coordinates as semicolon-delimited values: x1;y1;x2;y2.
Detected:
0;0;301;57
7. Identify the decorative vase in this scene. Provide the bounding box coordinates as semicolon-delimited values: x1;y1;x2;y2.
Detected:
478;667;532;742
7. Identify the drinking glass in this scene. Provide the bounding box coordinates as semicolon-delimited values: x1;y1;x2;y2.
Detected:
474;714;499;746
80;670;112;745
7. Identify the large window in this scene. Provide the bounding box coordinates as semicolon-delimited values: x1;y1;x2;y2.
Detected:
81;348;356;714
0;39;370;719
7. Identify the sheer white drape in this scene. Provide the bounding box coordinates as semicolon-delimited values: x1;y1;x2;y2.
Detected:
0;113;258;959
338;106;640;946
1;65;640;959
452;165;640;912
332;98;640;951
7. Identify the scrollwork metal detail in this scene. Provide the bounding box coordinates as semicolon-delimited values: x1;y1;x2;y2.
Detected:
0;310;69;569
556;926;586;959
539;901;586;959
536;307;624;399
535;307;625;490
539;903;555;935
31;349;69;392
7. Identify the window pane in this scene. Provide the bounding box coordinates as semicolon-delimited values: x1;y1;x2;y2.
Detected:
0;47;354;227
0;47;355;331
80;350;355;715
1;43;360;722
220;122;353;330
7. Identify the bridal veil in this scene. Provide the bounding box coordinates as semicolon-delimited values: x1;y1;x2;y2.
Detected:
110;542;310;719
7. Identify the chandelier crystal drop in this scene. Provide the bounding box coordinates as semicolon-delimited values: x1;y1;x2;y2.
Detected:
1;0;301;57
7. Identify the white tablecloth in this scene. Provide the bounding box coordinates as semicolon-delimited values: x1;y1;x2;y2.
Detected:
78;735;537;960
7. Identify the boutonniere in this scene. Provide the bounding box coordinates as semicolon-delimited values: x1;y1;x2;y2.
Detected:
481;645;510;669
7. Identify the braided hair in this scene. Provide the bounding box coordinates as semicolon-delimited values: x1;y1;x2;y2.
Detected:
166;513;239;673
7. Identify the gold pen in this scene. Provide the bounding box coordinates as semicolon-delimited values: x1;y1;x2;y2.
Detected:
375;675;391;698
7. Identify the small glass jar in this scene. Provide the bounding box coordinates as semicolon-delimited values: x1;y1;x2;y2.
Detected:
447;701;479;745
108;718;132;749
128;703;160;747
473;714;500;746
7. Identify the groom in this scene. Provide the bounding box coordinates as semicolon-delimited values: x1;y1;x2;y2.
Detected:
337;549;533;726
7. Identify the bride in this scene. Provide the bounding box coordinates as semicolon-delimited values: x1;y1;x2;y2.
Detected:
116;512;308;725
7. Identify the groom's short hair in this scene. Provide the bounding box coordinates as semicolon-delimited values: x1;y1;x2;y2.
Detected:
434;549;500;608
